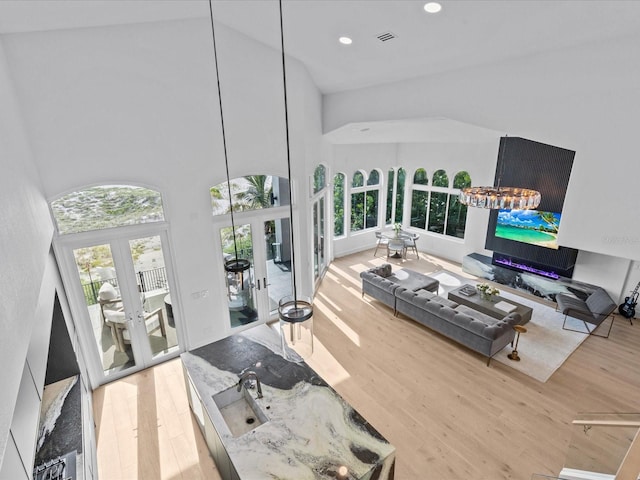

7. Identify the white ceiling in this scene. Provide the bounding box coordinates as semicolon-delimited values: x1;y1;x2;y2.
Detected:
1;0;640;95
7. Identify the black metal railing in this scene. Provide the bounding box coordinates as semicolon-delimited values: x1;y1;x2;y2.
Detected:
81;267;167;305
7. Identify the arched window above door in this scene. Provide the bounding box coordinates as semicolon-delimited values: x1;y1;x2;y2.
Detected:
313;164;327;194
50;185;165;235
211;175;289;216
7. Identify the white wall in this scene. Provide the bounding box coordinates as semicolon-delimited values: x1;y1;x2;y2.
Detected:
324;32;640;263
2;16;322;351
0;38;53;469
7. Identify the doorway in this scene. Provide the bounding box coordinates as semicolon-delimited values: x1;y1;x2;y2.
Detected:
58;229;180;383
216;212;292;329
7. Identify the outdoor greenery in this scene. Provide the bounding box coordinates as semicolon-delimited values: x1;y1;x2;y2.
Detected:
409;170;471;238
333;173;345;236
313;164;326;194
51;185;164;234
385;169;395;224
394;168;406;224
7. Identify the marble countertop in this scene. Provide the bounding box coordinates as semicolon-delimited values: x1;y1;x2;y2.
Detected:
181;325;395;480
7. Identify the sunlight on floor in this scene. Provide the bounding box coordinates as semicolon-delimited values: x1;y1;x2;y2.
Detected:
317;290;342;312
315;296;360;347
306;335;351;386
328;264;362;288
95;359;219;479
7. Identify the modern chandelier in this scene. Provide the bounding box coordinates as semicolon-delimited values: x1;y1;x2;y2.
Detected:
459;137;541;210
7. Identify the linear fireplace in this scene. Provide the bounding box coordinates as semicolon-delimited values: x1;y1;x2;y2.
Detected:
492;253;574;279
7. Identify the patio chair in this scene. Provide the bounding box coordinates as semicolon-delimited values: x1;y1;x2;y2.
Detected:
374;231;389;256
98;282;122;324
104;307;167;352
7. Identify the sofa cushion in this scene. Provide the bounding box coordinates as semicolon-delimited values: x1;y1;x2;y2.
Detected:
585;289;616;318
414;289;459;308
389;268;439;292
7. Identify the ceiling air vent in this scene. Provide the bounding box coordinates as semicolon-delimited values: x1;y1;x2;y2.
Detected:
376;31;397;42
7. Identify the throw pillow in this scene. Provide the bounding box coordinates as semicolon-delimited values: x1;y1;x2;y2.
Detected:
370;264;392;278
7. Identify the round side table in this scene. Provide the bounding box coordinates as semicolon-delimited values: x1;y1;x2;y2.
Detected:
508;325;527;361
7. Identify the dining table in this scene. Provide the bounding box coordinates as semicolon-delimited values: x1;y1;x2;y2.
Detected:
381;229;419;258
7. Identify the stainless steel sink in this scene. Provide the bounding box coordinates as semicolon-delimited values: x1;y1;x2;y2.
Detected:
212;386;268;437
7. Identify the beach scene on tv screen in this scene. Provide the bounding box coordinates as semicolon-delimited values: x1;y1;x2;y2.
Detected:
495;209;561;250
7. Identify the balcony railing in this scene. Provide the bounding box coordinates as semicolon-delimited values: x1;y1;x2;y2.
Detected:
81;267;168;305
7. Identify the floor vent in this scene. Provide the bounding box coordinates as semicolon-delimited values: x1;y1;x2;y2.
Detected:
376;31;397;42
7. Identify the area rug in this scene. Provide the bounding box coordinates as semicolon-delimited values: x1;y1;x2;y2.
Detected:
427;269;589;383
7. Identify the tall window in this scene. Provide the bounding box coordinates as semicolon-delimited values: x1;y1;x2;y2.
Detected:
409;169;471;238
427;170;449;233
333;173;345;237
385;167;406;225
385;169;395;225
446;171;471;238
51;185;165;235
210;175;288;216
395;168;406;224
312;164;328;280
351;169;380;232
410;169;429;229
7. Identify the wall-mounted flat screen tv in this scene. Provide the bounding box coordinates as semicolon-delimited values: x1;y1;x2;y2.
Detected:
495;209;561;250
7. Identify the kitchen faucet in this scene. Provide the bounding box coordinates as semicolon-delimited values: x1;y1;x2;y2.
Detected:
237;371;263;398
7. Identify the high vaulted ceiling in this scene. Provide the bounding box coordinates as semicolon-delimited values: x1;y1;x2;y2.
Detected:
1;1;639;94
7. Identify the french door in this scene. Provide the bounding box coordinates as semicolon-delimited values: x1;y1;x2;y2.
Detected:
57;227;181;384
215;210;292;329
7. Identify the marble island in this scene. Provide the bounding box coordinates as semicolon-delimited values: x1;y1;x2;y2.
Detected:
181;325;395;480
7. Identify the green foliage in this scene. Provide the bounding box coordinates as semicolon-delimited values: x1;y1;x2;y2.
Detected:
313;165;326;193
432;169;449;187
413;168;428;185
333;173;345;236
234;175;272;211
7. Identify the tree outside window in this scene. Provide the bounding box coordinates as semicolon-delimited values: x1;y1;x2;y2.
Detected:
394;168;406;224
446;171;471;238
313;164;326;194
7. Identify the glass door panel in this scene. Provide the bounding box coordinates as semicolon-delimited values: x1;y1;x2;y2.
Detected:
263;217;292;317
73;244;136;376
220;224;258;328
319;199;325;271
127;235;178;359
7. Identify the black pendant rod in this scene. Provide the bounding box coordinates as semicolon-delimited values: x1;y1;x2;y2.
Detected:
278;0;299;306
208;0;239;263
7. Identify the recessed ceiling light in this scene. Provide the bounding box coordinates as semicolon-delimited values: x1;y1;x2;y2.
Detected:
339;36;353;45
424;2;442;13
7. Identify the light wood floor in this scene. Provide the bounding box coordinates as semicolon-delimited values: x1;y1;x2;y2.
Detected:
94;249;640;479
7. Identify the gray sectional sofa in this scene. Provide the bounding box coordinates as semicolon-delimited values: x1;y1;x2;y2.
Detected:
360;263;439;312
360;264;522;365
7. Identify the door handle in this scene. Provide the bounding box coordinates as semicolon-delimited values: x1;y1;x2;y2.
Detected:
263;277;270;287
256;279;261;291
136;311;144;324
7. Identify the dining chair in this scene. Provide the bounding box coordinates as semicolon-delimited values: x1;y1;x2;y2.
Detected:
374;231;389;256
402;233;420;259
